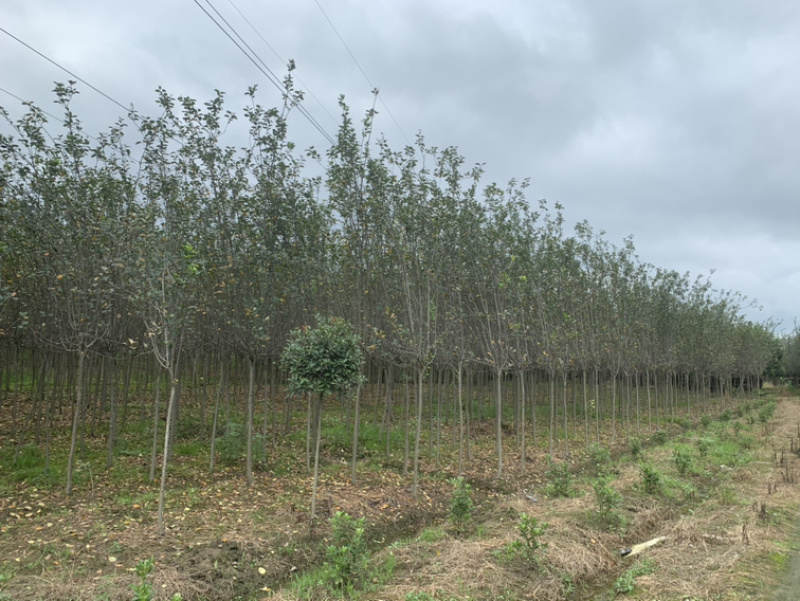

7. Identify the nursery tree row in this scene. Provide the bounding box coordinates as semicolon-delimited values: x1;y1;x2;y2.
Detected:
0;79;780;490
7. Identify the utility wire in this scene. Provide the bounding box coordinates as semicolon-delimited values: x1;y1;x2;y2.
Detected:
0;85;68;124
312;0;410;145
195;0;336;146
225;0;339;128
0;26;132;114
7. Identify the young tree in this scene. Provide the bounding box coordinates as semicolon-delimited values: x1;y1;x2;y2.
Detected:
0;83;136;495
281;316;364;523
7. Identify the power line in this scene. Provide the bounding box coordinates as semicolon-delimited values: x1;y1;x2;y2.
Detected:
194;0;336;146
312;0;410;145
225;0;339;128
0;86;107;144
0;26;132;114
313;0;376;91
0;85;64;122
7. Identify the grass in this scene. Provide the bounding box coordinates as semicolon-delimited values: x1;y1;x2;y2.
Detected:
417;527;446;543
613;558;657;595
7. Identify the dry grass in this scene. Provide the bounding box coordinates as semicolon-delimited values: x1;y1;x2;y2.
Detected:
626;395;800;601
3;393;800;601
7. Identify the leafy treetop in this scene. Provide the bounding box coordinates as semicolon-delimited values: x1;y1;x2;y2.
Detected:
281;316;365;396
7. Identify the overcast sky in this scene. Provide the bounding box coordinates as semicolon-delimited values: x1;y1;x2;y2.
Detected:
2;0;799;332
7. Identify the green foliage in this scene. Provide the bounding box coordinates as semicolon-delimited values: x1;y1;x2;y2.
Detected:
673;447;693;475
496;513;549;568
325;511;370;596
545;461;574;497
614;559;656;595
14;444;44;470
131;558;155;601
320;421;403;458
707;438;753;468
449;477;475;536
0;564;15;584
174;440;205;458
629;438;642;458
593;477;623;526
639;464;662;495
671;478;697;500
650;430;668;445
696;437;711;457
719;409;732;423
700;414;712;428
586;443;612;476
174;416;204;441
417;527;445;543
759;401;776;423
281;316;365;397
405;593;455;601
8;444;48;483
214;422;245;465
737;433;756;450
515;513;549;563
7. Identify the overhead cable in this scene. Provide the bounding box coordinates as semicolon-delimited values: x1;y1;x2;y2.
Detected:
225;0;339;128
312;0;410;144
0;26;132;114
195;0;335;146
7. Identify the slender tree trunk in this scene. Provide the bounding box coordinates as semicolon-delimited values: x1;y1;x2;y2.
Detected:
546;372;555;459
33;356;47;443
198;355;209;441
66;350;86;497
306;392;313;473
611;371;618;443
167;378;181;463
594;366;600;443
457;363;464;476
209;361;226;474
413;364;425;497
44;374;55;475
403;369;410;474
582;369;589;448
654;370;660;431
383;364;394;457
624;374;631;439
91;356;105;438
121;355;133;426
562;371;569;456
351;377;363;485
107;358;117;470
246;357;256;487
310;392;323;523
495;366;504;477
158;375;180;537
435;368;443;466
262;358;270;441
150;370;162;481
529;371;537;446
635;369;641;436
518;369;526;471
466;367;473;460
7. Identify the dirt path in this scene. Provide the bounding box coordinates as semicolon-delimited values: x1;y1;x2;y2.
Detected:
772;518;800;600
770;394;800;601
